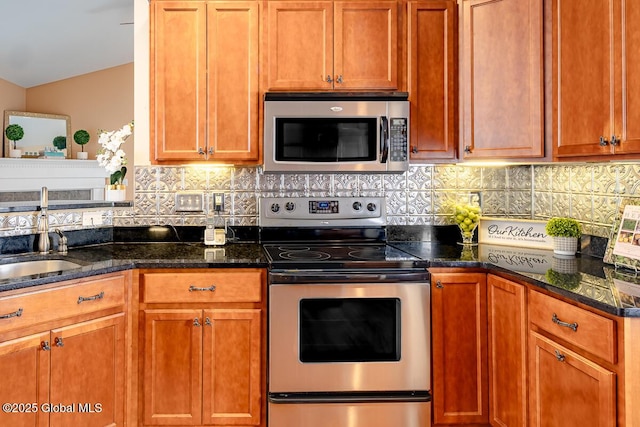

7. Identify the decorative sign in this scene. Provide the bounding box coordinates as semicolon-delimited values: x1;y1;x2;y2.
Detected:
478;217;553;250
604;197;640;271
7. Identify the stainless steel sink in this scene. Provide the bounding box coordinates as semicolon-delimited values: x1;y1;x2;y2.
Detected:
0;259;83;280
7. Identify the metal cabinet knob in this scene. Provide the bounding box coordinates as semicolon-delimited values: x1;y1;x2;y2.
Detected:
599;136;609;146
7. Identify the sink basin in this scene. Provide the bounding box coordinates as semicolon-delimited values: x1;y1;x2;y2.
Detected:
0;259;83;280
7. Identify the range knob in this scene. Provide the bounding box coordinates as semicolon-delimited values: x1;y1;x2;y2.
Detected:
270;203;280;213
367;202;377;212
285;202;295;211
352;201;362;211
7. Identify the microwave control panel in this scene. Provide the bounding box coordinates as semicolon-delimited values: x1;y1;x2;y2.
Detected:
389;118;408;162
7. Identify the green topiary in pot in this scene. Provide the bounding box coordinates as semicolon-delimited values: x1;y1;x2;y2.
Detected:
5;124;24;149
73;129;90;152
546;217;581;255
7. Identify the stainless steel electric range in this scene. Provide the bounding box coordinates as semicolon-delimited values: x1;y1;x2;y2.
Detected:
260;196;432;427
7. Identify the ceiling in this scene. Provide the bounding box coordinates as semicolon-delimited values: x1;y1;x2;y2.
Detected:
0;0;134;88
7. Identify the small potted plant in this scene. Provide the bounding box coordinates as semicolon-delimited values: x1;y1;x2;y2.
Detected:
73;129;90;159
545;217;582;256
5;123;24;158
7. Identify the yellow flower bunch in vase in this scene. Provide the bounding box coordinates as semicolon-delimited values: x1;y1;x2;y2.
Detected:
453;202;482;246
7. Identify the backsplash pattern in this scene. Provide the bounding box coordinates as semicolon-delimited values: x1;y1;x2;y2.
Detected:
2;162;638;241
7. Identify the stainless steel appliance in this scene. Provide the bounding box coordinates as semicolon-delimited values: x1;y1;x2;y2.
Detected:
261;196;431;427
263;92;409;173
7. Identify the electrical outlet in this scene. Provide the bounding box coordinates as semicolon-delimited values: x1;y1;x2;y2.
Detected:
470;191;482;207
175;192;204;212
213;193;224;212
82;211;103;226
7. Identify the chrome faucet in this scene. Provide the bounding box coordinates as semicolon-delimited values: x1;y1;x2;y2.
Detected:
37;187;50;254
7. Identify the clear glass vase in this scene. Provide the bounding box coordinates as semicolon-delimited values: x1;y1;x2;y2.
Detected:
453;196;482;246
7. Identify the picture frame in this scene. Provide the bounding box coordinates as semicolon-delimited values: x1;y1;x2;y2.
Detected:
603;197;640;272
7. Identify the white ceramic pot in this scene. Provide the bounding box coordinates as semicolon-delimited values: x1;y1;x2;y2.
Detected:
552;236;578;256
76;151;89;160
105;185;126;201
9;149;22;158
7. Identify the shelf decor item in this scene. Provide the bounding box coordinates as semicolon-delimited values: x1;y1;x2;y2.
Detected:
545;217;581;256
5;123;24;158
97;121;134;201
453;193;482;246
73;129;90;160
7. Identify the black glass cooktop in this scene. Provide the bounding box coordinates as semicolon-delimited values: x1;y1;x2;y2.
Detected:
262;243;423;270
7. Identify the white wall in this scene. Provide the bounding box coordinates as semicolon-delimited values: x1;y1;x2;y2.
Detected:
134;0;150;166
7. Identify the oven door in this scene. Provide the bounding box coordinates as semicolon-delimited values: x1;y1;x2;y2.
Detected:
269;281;431;393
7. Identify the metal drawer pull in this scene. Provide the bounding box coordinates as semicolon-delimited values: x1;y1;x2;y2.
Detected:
552;313;578;332
0;308;23;319
41;341;51;351
77;291;104;304
435;280;444;289
55;337;64;347
194;318;201;327
189;285;216;292
554;349;565;362
205;317;212;326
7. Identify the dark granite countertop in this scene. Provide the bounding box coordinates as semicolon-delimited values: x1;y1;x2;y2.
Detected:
391;242;640;318
0;242;267;292
2;237;639;318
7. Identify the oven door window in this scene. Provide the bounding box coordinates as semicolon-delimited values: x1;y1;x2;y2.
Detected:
275;118;378;162
299;298;401;363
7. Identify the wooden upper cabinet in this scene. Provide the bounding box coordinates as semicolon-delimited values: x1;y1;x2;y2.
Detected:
553;0;640;158
407;0;457;161
151;1;260;164
460;0;543;159
266;1;398;91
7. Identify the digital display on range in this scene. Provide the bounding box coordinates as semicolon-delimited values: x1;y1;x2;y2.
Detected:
309;200;339;214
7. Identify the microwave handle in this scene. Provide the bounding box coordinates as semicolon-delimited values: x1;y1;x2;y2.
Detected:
380;116;389;163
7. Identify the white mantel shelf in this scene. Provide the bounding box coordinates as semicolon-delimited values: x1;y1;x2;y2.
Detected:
0;158;110;193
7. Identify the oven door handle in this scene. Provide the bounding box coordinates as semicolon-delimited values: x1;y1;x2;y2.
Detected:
269;391;431;404
269;271;430;284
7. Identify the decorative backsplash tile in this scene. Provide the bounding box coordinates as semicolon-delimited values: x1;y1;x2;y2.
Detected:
3;162;640;242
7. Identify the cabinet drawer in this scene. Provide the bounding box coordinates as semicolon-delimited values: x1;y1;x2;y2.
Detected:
528;290;616;363
0;273;126;334
141;270;263;303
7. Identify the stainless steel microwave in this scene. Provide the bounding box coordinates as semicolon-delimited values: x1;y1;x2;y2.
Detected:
263;92;409;173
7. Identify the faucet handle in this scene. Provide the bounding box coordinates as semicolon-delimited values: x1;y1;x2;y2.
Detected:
55;229;68;254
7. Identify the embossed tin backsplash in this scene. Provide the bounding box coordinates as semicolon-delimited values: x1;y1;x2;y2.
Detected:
2;162;639;240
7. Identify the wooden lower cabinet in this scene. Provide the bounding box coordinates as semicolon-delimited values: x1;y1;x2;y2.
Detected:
143;309;261;426
528;331;615;427
0;272;128;427
139;268;265;427
431;271;488;425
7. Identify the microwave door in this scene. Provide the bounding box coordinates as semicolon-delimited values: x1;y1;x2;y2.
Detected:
380;116;389;164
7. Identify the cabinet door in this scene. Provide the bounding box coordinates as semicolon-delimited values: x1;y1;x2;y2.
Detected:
49;314;125;427
460;0;543;159
614;0;640;154
334;1;398;90
488;275;527;427
152;1;207;161
0;332;49;427
528;332;615;427
202;309;261;425
143;310;203;426
207;2;260;162
266;2;334;90
431;272;488;425
407;0;457;161
552;0;614;158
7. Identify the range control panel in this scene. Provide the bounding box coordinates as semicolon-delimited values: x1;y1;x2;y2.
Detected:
260;197;385;227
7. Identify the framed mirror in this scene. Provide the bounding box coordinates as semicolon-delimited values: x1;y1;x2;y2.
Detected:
3;110;72;158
